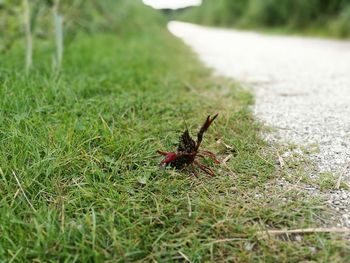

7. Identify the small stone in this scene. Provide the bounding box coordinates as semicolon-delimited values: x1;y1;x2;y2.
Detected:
244;242;254;251
295;235;302;242
309;247;317;254
137;176;147;185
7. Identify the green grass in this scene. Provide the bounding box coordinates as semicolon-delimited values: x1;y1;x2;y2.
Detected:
1;11;350;263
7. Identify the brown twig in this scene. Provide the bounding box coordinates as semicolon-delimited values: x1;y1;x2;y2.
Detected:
12;170;36;212
276;151;285;169
208;238;247;244
178;251;191;262
336;161;350;189
222;154;232;165
187;194;192;218
258;227;350;237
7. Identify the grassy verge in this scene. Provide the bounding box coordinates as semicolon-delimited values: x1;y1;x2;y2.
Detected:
1;8;350;263
176;0;350;39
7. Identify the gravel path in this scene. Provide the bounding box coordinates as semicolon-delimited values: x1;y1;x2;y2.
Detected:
169;21;350;226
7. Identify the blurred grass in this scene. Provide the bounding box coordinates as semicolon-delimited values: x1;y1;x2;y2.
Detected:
178;0;350;38
0;0;350;262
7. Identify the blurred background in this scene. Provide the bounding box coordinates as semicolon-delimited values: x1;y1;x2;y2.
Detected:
148;0;350;38
0;0;163;55
1;0;349;60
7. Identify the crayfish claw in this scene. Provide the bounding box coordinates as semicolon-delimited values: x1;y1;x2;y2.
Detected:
156;150;168;156
157;150;178;166
196;113;219;151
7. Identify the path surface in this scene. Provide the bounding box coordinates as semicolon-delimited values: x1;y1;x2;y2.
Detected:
169;21;350;181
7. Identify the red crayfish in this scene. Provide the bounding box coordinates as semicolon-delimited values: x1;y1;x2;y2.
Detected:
157;114;220;176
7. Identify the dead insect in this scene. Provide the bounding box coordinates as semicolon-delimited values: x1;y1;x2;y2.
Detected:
157;114;220;176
